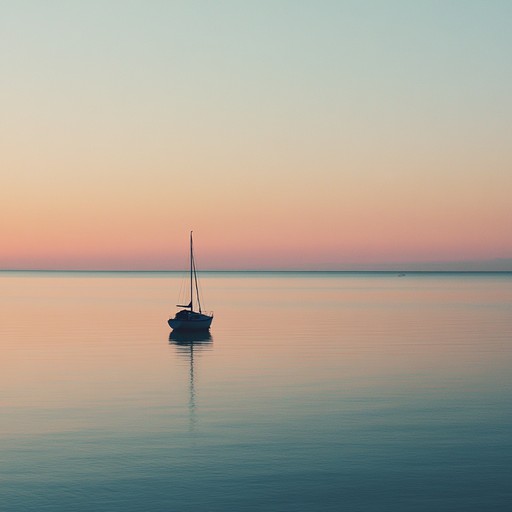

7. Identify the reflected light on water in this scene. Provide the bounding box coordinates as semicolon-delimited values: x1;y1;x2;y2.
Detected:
0;271;511;511
169;331;213;432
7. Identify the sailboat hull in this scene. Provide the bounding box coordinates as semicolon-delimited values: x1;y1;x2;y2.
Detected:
168;313;213;331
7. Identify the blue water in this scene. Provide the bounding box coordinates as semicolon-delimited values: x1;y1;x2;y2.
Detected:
1;271;511;511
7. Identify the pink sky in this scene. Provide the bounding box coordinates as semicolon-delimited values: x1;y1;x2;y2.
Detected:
1;2;511;270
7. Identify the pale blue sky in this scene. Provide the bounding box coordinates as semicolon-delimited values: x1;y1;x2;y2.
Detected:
1;1;511;269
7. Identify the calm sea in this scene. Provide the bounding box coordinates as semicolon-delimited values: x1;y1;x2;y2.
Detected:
1;271;511;511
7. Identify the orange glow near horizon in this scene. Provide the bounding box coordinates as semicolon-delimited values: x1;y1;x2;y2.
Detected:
1;2;511;270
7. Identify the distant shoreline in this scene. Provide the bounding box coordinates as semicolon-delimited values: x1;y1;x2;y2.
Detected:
1;269;511;275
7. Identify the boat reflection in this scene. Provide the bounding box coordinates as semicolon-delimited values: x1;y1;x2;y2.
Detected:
168;331;213;432
169;330;213;345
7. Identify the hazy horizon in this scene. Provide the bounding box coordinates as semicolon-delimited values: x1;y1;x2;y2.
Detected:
1;257;511;273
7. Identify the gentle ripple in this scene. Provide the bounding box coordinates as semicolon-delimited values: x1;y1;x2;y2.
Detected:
1;271;511;511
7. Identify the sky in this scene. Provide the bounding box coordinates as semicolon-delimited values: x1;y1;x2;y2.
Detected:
1;0;511;270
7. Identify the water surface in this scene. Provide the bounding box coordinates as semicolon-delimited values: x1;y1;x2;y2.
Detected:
1;271;511;511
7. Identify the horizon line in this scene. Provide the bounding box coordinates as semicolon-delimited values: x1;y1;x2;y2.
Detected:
1;258;510;273
1;269;511;274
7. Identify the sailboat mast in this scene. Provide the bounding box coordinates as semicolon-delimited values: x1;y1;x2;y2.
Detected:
192;249;202;313
190;231;193;311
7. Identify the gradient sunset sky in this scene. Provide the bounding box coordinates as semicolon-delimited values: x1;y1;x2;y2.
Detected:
2;1;511;270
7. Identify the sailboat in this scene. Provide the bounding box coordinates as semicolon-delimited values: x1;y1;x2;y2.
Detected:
168;232;213;331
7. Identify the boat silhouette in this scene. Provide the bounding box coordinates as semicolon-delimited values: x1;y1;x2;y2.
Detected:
168;232;213;331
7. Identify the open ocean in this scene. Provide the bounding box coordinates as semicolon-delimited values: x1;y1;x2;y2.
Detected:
1;271;511;511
